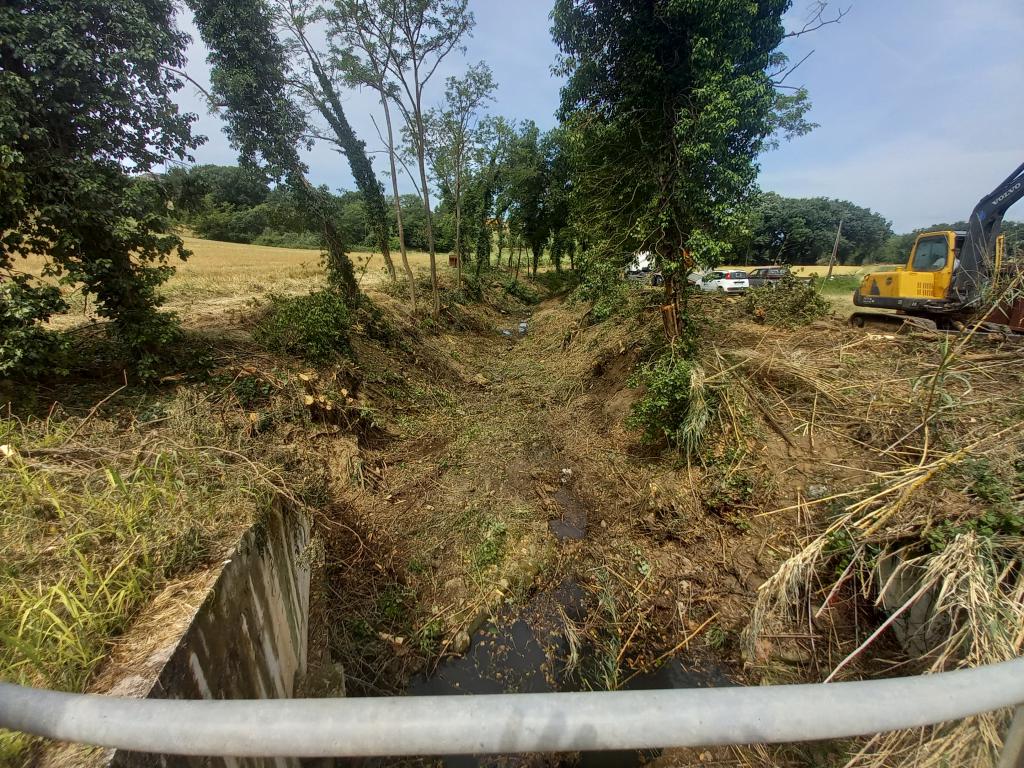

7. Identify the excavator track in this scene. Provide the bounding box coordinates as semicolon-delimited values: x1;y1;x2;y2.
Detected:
848;311;1024;343
848;311;940;334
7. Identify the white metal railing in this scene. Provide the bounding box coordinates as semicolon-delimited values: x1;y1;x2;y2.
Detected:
1;657;1023;759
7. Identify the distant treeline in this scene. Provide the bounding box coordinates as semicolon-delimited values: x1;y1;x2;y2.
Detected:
154;165;1023;268
731;192;1024;267
158;164;455;252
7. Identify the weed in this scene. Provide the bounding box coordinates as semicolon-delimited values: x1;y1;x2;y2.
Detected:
254;290;352;363
705;624;729;650
416;618;444;654
375;585;412;627
628;353;718;455
926;458;1024;551
474;519;508;569
233;375;273;408
702;469;755;516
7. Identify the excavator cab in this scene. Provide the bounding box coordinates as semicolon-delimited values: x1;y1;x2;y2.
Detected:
854;232;1005;318
854;231;962;313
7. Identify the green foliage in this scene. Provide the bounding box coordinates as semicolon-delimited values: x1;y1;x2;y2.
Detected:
0;410;272;698
424;62;496;262
744;275;830;326
474;519;508;569
0;277;70;377
703;469;756;516
927;458;1024;551
1;0;200;374
552;0;813;295
629;353;717;455
502;279;540;305
254;290;353;363
188;0;360;297
733;192;893;266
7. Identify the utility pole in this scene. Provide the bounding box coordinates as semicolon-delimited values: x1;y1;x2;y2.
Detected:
826;218;843;280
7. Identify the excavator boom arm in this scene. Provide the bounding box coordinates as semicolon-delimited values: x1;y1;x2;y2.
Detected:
951;161;1024;303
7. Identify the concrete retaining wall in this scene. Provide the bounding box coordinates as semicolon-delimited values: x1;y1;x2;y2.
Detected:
111;498;312;768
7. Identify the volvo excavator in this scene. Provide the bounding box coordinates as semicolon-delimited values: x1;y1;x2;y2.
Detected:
851;160;1024;332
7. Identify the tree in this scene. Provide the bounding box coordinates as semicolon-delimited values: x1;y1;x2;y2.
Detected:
741;193;892;265
552;0;814;334
504;121;552;278
1;0;202;374
384;0;475;315
188;0;360;298
327;0;419;308
272;0;397;282
424;62;495;291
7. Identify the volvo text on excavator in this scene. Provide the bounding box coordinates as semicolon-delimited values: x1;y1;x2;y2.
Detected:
851;160;1024;332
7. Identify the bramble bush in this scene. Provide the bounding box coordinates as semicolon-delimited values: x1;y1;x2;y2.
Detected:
254;290;353;363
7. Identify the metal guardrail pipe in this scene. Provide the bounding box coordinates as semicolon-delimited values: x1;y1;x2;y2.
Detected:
2;658;1023;758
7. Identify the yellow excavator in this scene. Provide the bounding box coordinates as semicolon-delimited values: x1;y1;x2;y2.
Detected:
851;161;1024;332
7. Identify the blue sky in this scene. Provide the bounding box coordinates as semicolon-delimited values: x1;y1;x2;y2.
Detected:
175;0;1024;232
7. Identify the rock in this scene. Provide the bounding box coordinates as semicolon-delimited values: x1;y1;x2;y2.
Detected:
806;483;829;500
776;640;813;665
452;631;471;655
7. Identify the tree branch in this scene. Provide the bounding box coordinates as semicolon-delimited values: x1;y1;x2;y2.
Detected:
162;66;226;109
784;2;851;38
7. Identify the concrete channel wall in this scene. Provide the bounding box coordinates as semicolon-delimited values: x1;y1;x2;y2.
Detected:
111;498;312;768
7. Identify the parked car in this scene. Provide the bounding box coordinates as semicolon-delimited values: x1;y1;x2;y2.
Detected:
747;265;790;287
626;251;664;286
698;270;748;294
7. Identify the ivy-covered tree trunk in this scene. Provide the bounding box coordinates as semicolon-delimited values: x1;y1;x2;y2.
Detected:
188;0;360;298
289;173;358;298
297;43;396;281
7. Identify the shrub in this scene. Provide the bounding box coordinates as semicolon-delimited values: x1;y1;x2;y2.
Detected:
628;353;717;454
254;290;353;363
0;277;70;377
503;278;540;305
744;274;830;326
252;229;323;250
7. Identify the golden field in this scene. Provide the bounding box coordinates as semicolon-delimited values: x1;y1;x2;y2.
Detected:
16;236;442;325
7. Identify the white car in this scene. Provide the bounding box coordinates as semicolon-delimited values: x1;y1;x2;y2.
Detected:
698;270;749;294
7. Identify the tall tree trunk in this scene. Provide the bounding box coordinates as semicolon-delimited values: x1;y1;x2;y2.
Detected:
381;92;416;309
515;243;523;280
304;52;395;280
410;74;440;316
290;172;358;299
496;216;505;268
416;139;439;315
532;242;540;277
454;172;462;292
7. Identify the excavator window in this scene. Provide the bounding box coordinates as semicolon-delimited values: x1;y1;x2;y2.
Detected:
910;236;949;272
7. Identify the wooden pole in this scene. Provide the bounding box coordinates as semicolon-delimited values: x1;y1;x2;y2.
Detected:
826;219;843;280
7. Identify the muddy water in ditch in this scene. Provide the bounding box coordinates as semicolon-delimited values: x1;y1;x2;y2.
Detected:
402;579;730;768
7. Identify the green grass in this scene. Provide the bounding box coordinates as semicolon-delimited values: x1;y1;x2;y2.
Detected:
0;394;277;760
815;274;862;295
